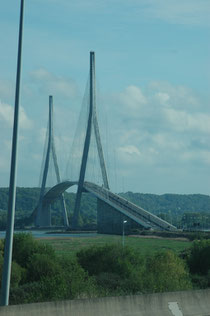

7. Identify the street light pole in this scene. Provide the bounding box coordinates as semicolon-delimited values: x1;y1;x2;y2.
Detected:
122;220;127;248
0;0;25;306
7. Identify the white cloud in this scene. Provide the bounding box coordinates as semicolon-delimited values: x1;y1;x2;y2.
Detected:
106;80;210;190
31;153;43;162
164;108;210;133
0;99;33;179
19;107;33;129
144;0;210;26
201;151;210;165
116;145;142;166
119;85;147;111
30;68;78;98
42;0;210;27
150;81;200;110
1;71;209;192
152;133;184;151
155;92;170;105
0;100;33;130
0;156;10;171
118;145;141;156
38;127;47;144
181;150;210;165
0;80;14;101
0;100;13;126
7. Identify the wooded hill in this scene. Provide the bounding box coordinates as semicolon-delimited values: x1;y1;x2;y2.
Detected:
0;187;210;229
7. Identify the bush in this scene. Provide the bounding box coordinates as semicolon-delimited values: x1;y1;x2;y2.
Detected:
0;255;25;288
2;234;97;304
190;273;210;289
10;256;97;304
77;244;145;295
143;250;192;293
77;244;142;277
187;239;210;275
11;233;55;269
77;245;192;295
58;256;97;299
10;261;26;288
11;234;97;303
26;253;61;283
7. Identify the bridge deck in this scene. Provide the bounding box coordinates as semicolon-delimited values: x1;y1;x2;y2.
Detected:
32;180;177;231
84;182;177;231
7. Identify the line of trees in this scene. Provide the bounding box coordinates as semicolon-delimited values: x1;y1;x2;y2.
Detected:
0;188;210;230
1;233;210;304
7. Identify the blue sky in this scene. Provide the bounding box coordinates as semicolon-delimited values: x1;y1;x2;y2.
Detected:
0;0;210;194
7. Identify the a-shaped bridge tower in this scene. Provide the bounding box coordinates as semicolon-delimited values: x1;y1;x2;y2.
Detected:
72;51;109;229
35;96;69;227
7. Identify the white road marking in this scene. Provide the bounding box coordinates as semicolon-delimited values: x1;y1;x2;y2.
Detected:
168;302;183;316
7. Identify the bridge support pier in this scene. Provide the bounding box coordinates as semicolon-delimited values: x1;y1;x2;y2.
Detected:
36;203;51;227
97;199;140;235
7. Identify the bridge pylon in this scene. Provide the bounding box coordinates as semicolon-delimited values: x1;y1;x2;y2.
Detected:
35;96;69;227
72;51;109;229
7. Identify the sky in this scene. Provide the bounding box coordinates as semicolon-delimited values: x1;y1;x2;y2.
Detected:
0;0;210;195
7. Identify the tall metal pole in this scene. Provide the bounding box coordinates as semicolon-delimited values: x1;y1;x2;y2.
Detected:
0;0;25;306
122;220;127;248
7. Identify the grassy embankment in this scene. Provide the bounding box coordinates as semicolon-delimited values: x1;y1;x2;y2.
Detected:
38;234;191;257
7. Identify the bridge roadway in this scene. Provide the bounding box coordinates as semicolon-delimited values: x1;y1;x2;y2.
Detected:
34;180;177;231
83;182;177;231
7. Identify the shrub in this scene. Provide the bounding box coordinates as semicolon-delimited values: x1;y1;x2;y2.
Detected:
0;255;25;288
77;244;145;295
58;256;97;299
11;233;55;269
26;253;61;283
144;250;192;293
187;239;210;275
77;245;192;295
77;244;142;276
10;256;97;304
2;234;97;304
10;281;45;305
190;273;210;289
0;239;4;255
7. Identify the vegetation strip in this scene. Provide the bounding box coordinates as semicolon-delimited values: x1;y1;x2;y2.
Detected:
0;233;209;305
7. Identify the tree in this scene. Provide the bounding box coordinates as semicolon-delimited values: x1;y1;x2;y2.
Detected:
0;253;25;288
26;253;60;283
11;233;55;269
77;244;145;294
144;251;192;293
0;211;7;230
3;233;97;304
187;239;210;275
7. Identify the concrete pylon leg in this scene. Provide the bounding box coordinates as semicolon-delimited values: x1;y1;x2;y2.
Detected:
72;52;95;229
35;96;68;227
72;51;110;229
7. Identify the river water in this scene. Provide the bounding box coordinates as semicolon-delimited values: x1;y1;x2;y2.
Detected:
0;231;98;239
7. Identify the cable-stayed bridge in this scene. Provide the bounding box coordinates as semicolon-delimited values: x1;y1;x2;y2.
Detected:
33;52;177;233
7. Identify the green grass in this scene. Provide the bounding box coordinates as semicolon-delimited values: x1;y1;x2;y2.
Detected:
38;234;192;257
